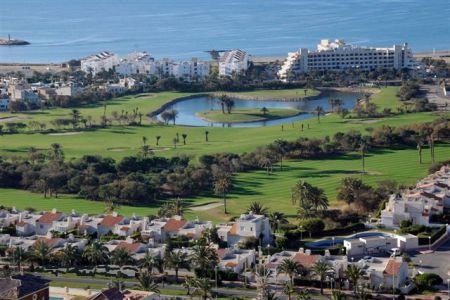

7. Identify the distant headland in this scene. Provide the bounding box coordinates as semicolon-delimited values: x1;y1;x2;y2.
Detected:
0;34;30;46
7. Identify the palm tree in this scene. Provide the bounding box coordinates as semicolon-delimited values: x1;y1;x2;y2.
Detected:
141;252;163;274
142;136;147;146
30;240;50;266
181;133;187;145
226;99;235;114
277;258;304;285
205;130;209;142
219;94;230;114
314;106;324;123
111;247;134;267
291;180;328;217
137;270;160;293
269;212;288;233
48;143;64;161
283;282;295;300
164;251;189;283
297;289;312;300
415;136;424;164
255;265;271;300
246;201;268;215
156;135;161;146
270;139;288;170
214;173;232;214
345;264;365;294
83;241;109;275
192;277;213;300
169;109;178;125
183;276;195;296
360;141;367;173
61;244;78;271
261;107;269;115
171;198;188;216
311;261;333;294
140;145;152;158
70;109;81;129
190;242;219;275
172;137;178;149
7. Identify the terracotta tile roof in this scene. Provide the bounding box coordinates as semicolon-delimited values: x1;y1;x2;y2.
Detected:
119;226;130;231
116;242;142;253
225;262;237;268
162;218;187;232
384;260;402;276
37;212;62;223
99;215;124;227
185;232;195;238
16;221;28;227
229;223;238;235
34;237;61;248
216;248;227;259
293;253;320;268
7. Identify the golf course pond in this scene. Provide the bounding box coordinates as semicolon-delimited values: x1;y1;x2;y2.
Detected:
157;91;362;127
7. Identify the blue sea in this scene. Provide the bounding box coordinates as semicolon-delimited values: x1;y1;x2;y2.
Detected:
0;0;449;63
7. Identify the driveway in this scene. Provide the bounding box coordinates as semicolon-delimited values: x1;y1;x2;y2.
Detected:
411;238;450;279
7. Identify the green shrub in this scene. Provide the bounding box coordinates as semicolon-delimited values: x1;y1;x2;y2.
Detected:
413;273;443;291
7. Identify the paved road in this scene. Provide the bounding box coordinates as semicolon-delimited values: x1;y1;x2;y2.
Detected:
411;238;450;279
40;274;258;298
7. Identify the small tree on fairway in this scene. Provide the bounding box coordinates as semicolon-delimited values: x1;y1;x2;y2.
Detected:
205;130;209;142
314;106;324;123
156;135;161;146
261;107;269;115
172;137;178;149
182;133;187;145
214;173;231;214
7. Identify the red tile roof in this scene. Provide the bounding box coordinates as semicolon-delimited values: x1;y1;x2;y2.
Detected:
16;221;28;227
384;260;402;276
37;212;62;224
162;218;187;232
229;223;238;235
116;242;142;253
99;215;124;227
34;238;61;248
216;248;227;259
225;262;237;268
293;253;320;268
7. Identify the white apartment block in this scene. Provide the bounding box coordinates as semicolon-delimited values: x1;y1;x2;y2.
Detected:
81;51;120;75
172;58;210;80
278;39;415;81
7;83;39;103
219;49;250;77
116;51;155;76
217;212;272;247
217;246;256;273
381;165;450;227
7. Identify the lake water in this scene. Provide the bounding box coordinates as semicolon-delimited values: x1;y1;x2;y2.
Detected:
158;91;360;127
0;0;449;63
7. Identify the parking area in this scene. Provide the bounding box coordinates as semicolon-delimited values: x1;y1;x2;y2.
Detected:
410;238;450;279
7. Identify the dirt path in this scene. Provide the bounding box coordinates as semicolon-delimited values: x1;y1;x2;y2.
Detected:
190;202;222;211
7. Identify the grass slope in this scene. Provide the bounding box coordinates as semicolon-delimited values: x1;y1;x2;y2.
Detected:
197;108;301;123
216;88;319;100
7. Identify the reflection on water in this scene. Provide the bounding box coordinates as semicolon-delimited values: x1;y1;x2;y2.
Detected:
158;91;361;127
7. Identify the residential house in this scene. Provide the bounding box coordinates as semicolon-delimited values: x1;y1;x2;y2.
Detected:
217;246;256;273
178;217;213;240
0;274;50;300
8;82;39;103
217;212;272;246
97;213;125;236
365;258;409;290
0;96;10;110
35;209;64;235
161;215;187;241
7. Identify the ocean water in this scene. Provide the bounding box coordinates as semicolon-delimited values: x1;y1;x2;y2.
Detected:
0;0;449;63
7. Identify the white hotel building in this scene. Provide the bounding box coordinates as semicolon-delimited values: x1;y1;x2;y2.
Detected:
278;39;415;81
219;49;250;77
81;51;120;75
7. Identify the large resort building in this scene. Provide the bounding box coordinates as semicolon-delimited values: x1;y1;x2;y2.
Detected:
278;39;415;81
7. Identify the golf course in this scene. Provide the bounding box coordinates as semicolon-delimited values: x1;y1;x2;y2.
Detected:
0;87;447;221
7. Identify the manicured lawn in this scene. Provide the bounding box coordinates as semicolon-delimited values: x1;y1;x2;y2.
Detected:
1;143;447;221
197;108;301;123
370;86;402;111
0;87;447;221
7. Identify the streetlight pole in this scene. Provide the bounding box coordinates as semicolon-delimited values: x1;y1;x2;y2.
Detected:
428;236;431;251
299;226;303;241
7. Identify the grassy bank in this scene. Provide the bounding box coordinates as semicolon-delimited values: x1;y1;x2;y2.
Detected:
197;108;302;123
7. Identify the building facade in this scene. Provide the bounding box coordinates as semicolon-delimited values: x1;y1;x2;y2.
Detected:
278;39;415;81
219;49;249;77
81;51;120;75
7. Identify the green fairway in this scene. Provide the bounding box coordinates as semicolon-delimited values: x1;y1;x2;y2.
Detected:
0;87;448;221
197;108;302;123
1;144;448;221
